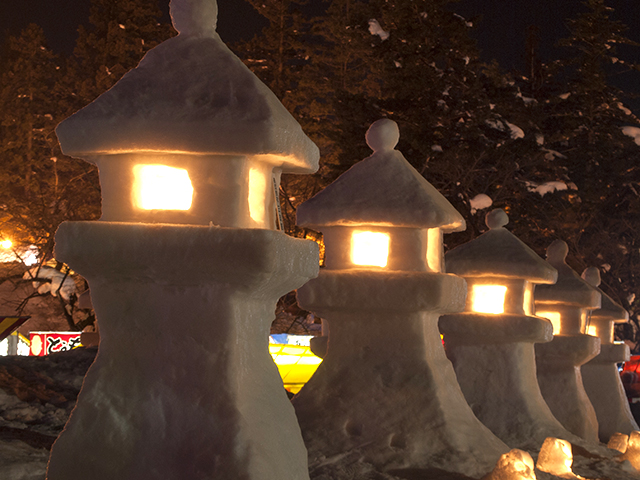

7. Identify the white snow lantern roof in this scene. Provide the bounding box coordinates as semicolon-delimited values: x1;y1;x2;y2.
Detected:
445;209;557;283
55;0;318;174
297;119;465;231
581;267;628;324
535;240;601;308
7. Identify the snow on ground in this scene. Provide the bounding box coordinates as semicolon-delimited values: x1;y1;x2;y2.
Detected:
622;126;640;146
0;348;96;480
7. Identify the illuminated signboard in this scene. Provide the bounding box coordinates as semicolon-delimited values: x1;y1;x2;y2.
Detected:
30;332;82;356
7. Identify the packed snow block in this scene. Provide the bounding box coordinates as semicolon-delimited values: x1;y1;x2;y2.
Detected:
441;209;578;451
534;240;601;444
47;222;319;480
293;119;508;479
579;268;638;442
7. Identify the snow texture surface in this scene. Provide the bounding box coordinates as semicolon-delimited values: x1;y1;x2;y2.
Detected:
56;0;318;174
445;209;557;283
297;119;465;231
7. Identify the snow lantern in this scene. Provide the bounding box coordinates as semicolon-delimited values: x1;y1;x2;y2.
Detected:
440;209;579;450
534;240;601;443
55;1;317;229
291;119;509;479
47;1;320;479
305;120;454;273
580;267;639;442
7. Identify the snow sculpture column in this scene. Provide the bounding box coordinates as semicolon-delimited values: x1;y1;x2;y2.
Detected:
534;240;601;443
292;119;509;479
46;1;320;479
440;209;578;450
580;267;639;442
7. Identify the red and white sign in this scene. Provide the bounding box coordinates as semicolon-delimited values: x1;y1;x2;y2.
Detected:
29;331;82;356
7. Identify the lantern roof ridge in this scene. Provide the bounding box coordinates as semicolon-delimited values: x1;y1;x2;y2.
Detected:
55;2;319;174
581;267;629;323
445;210;557;283
296;120;465;231
534;240;601;308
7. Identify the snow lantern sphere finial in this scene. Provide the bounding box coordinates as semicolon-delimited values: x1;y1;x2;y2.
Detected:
366;119;400;153
170;0;218;36
485;209;509;230
546;239;569;266
582;267;602;288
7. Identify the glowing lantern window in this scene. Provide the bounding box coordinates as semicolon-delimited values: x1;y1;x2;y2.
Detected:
523;285;533;316
471;285;507;314
351;231;390;268
426;228;442;272
587;325;597;337
248;168;267;224
133;165;194;211
538;311;562;335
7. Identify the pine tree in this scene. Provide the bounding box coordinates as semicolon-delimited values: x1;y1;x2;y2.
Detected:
70;0;174;106
517;0;640;343
0;25;100;251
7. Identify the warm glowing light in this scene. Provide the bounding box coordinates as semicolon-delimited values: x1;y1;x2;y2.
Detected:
471;285;507;314
538;312;562;335
351;231;390;268
269;343;323;393
0;240;12;249
587;325;597;337
536;437;573;477
523;285;533;316
249;168;267;224
426;228;442;272
489;449;536;480
133;164;193;211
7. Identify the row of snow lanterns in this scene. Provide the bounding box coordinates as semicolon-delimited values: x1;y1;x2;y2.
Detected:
48;1;635;478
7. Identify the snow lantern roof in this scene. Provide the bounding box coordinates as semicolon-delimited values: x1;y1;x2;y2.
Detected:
55;0;319;174
535;240;601;308
581;267;629;323
445;209;557;283
297;119;465;231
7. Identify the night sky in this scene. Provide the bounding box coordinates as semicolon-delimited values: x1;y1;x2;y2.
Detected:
1;0;639;111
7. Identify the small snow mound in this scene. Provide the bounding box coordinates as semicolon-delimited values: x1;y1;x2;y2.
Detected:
581;267;601;287
170;0;218;36
486;209;508;229
527;181;569;196
470;193;492;214
368;19;389;41
622;126;640;146
546;240;569;265
366;119;399;152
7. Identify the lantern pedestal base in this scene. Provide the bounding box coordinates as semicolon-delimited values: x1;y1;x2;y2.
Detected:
294;270;508;479
440;313;577;450
47;221;319;480
582;343;638;442
535;334;601;443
